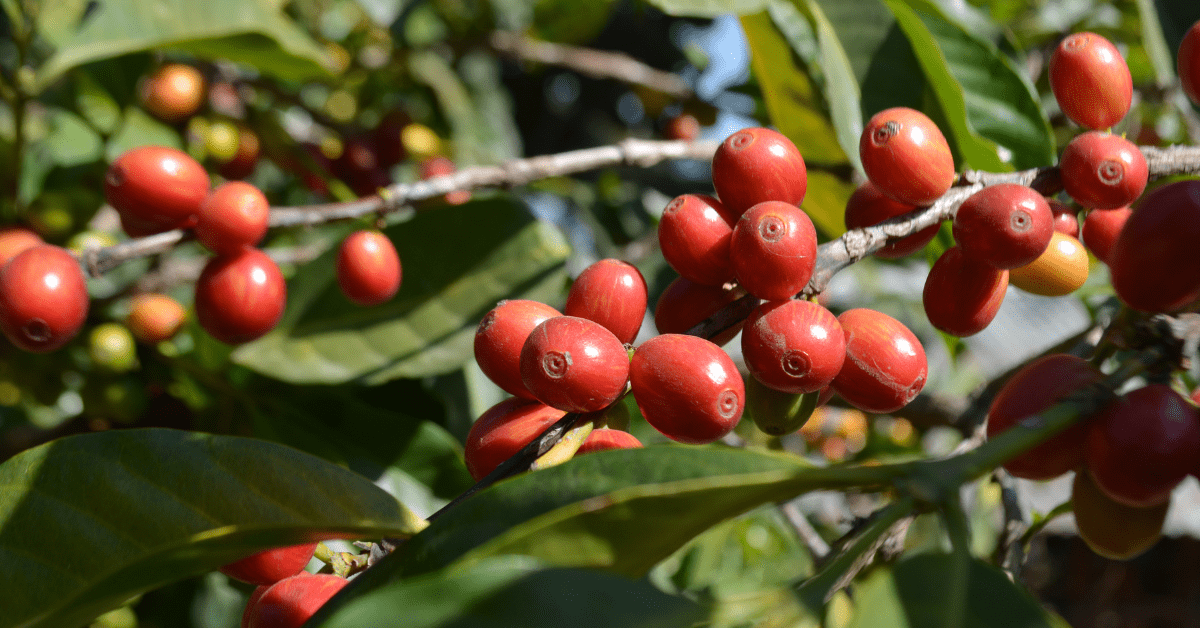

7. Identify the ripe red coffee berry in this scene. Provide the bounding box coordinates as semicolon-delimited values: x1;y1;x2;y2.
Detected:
1108;180;1200;312
741;300;845;394
127;293;187;344
985;354;1102;480
843;181;939;259
1081;206;1130;264
653;277;751;346
520;316;629;413
1048;199;1080;238
336;230;402;307
220;543;318;586
663;114;700;141
1048;32;1133;130
1087;384;1200;507
730;201;818;301
242;573;348;628
0;246;89;353
830;309;927;414
1182;21;1200;106
1059;131;1147;210
105;146;210;235
922;246;1009;337
658;194;738;286
630;334;744;444
860;107;956;206
194;248;286;345
564;258;647;344
474;300;561;399
711;127;807;217
0;226;42;267
953;183;1054;269
420;156;470;205
196;181;270;256
464;397;566;480
578;428;643;454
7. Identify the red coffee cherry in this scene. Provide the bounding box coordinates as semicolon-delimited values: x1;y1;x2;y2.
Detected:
1048;32;1133;130
217;126;261;180
730;201;818;301
922;246;1009;337
663;114;700;141
372;109;411;169
830;308;927;414
194;248;286;345
520;316;629;413
1073;469;1168;560
1182;21;1200;106
985;354;1102;480
140;63;206;124
464;397;565;481
653;277;750;346
953;183;1054;269
1059;131;1147;210
711;127;808;218
0;245;89;353
859;107;956;206
242;573;348;628
843;181;939;259
1048;199;1080;238
630;334;744;444
563;258;647;344
105;146;210;235
336;231;402;307
127;293;187;344
658;194;738;286
474;300;561;399
220;543;318;586
1009;232;1089;297
196;181;270;256
577;428;643;454
1087;384;1200;507
1108;180;1200;312
741;300;845;394
1080;206;1130;264
420;156;470;205
333;137;390;198
0;226;43;267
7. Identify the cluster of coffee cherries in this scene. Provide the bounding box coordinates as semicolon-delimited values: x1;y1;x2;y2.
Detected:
217;542;349;628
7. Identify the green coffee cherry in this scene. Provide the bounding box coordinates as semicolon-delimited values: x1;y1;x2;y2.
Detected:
746;377;819;436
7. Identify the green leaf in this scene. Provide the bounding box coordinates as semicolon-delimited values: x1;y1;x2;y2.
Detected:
312;556;704;628
792;0;864;173
848;554;1069;628
105;106;182;161
802;169;854;237
409;51;523;164
43;108;102;166
1136;0;1175;86
233;196;570;385
641;0;769;18
0;428;424;628
34;0;332;92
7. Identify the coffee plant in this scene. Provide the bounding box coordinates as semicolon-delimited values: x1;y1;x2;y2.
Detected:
3;0;1200;627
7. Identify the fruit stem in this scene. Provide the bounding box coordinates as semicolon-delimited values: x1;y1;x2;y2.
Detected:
530;415;595;471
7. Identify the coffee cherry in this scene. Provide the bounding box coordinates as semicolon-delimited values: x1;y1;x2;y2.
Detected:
1086;384;1200;507
1009;232;1089;296
474;300;561;399
464;398;565;481
372;110;411;168
89;323;138;372
746;377;819;436
0;245;89;353
336;231;402;307
577;428;643;454
520;316;629;413
334;137;390;198
220;543;318;586
1080;206;1130;264
658;194;737;286
140;63;206;123
711;127;807;217
730;201;818;301
953;184;1053;269
0;226;42;268
1108;181;1200;312
194;248;286;345
563;259;647;344
217;126;261;180
195;182;270;256
242;573;348;628
105;146;210;235
843;181;938;259
741;300;844;394
206;120;241;164
985;354;1102;480
860;107;955;206
922;246;1008;337
1073;469;1167;560
1048;199;1080;238
127;294;187;344
1181;20;1200;106
830;309;926;414
420;156;470;205
653;277;750;346
663;114;700;141
630;334;744;444
1048;32;1132;130
1059;131;1147;210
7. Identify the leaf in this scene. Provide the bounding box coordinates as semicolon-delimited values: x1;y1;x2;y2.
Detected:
35;0;332;92
105;106;182;161
233;197;570;385
801;169;855;237
0;428;424;628
641;0;769;18
793;0;865;173
311;556;704;628
848;554;1069;628
409;51;523;164
1135;0;1174;86
43;108;102;166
